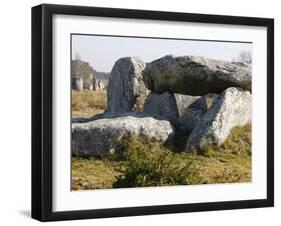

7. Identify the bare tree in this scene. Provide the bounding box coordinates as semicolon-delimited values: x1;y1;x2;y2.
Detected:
236;50;252;64
74;53;81;61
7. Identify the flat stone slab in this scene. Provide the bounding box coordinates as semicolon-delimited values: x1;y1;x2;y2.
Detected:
72;114;174;156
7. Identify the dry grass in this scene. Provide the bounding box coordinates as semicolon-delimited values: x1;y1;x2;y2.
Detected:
72;90;107;118
72;157;123;190
72;124;251;190
188;124;252;183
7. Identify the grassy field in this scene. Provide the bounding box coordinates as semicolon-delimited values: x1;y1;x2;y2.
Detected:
72;158;123;190
72;90;107;118
72;124;251;190
71;90;251;190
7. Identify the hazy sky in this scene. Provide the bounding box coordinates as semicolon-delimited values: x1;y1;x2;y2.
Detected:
72;34;252;73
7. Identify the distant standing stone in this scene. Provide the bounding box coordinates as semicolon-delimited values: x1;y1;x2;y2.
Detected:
143;55;251;96
72;76;83;91
106;57;149;115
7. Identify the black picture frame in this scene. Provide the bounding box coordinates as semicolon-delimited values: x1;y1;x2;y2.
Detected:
32;3;274;222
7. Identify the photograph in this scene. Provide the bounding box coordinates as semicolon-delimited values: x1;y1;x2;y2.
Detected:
71;34;253;190
31;3;274;221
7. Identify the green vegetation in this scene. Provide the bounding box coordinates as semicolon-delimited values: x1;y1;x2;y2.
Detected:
72;90;107;118
113;137;201;187
72;124;251;190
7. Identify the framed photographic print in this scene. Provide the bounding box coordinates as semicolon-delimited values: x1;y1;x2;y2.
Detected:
32;4;274;221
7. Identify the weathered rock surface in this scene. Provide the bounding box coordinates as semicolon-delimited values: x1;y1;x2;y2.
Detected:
178;93;220;133
143;91;179;124
106;57;149;115
178;96;208;134
143;55;251;96
174;94;201;116
72;114;174;156
143;91;210;134
143;92;202;125
185;87;252;151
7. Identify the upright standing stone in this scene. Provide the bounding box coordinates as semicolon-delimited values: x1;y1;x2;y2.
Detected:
107;57;149;115
93;76;97;90
143;92;205;131
177;93;220;134
177;96;207;134
83;73;94;90
143;91;179;124
97;80;105;91
185;87;252;152
72;76;83;91
174;94;201;117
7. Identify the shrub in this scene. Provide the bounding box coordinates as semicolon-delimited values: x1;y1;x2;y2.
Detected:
113;137;202;187
113;124;251;187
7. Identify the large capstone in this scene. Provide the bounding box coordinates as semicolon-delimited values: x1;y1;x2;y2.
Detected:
185;87;252;152
106;57;149;115
143;55;251;96
72;114;174;156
